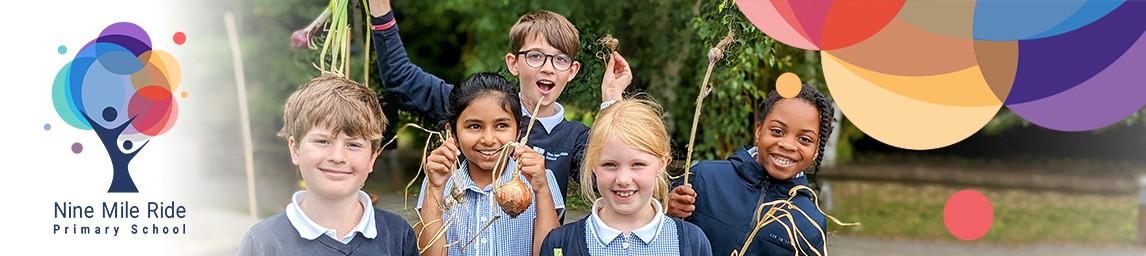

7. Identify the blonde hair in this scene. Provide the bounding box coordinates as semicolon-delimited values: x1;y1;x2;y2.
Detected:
580;98;672;206
278;74;388;153
509;10;580;58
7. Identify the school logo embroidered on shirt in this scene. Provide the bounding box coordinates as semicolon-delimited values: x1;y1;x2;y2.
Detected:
544;151;569;161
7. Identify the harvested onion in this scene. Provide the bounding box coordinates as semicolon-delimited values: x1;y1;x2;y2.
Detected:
496;177;532;218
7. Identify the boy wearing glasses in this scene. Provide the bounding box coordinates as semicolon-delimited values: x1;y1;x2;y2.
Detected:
368;0;632;221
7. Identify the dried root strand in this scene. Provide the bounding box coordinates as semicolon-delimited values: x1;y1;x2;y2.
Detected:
390;122;456;255
413;192;456;254
599;34;620;51
731;185;860;256
491;96;546;218
595;34;620;63
707;29;735;64
459;215;502;251
679;28;736;184
385;123;444;210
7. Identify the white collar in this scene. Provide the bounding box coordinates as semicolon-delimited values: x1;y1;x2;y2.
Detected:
588;198;666;246
520;99;565;134
285;190;377;244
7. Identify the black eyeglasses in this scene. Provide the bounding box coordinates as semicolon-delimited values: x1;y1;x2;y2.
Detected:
515;50;574;71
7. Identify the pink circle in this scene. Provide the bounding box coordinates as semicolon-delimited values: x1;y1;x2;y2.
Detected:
173;32;186;45
71;142;83;154
943;189;994;240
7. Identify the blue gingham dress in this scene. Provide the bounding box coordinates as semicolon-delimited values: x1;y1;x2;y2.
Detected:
417;159;565;256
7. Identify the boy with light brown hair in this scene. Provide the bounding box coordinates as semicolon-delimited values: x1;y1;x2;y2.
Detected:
238;75;416;256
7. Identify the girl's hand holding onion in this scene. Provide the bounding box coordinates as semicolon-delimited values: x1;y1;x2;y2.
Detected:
424;137;458;189
512;144;547;190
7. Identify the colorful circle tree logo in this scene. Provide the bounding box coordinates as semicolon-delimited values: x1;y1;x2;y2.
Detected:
51;22;183;193
739;0;1146;150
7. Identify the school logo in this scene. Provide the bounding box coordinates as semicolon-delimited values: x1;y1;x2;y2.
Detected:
50;22;186;193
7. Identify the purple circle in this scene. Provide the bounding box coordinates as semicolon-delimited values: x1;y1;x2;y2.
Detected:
97;22;152;56
71;142;83;154
43;123;51;131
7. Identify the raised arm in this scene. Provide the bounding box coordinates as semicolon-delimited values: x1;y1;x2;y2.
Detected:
370;0;453;125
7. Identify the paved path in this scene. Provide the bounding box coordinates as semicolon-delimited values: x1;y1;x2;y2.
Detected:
828;236;1144;256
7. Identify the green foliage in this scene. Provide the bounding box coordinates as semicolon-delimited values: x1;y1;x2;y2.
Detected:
240;0;1146;172
234;0;331;142
244;0;832;165
389;0;827;160
684;0;812;159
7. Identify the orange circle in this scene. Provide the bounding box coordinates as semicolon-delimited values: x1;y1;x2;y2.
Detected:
776;72;802;98
180;91;189;98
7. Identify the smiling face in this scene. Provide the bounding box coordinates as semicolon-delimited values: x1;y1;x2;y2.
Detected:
455;94;520;173
593;133;666;217
754;99;821;181
290;126;378;200
506;34;580;116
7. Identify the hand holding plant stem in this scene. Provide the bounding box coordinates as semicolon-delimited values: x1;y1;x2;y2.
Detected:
597;35;630;102
682;29;735;186
601;51;632;102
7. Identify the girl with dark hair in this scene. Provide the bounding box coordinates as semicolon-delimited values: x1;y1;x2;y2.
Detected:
417;72;564;256
667;84;837;255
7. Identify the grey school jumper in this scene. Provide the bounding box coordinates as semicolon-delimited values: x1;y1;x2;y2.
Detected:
237;208;417;256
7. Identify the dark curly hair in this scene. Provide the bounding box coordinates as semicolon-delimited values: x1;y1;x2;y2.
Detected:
755;84;836;182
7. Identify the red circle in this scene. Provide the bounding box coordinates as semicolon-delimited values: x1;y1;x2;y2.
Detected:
943;189;994;240
173;32;186;45
128;86;178;136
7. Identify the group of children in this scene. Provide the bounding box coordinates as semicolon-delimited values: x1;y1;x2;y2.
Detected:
238;0;837;255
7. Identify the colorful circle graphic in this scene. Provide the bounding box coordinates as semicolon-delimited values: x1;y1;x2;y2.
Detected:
51;22;181;137
740;0;1146;149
